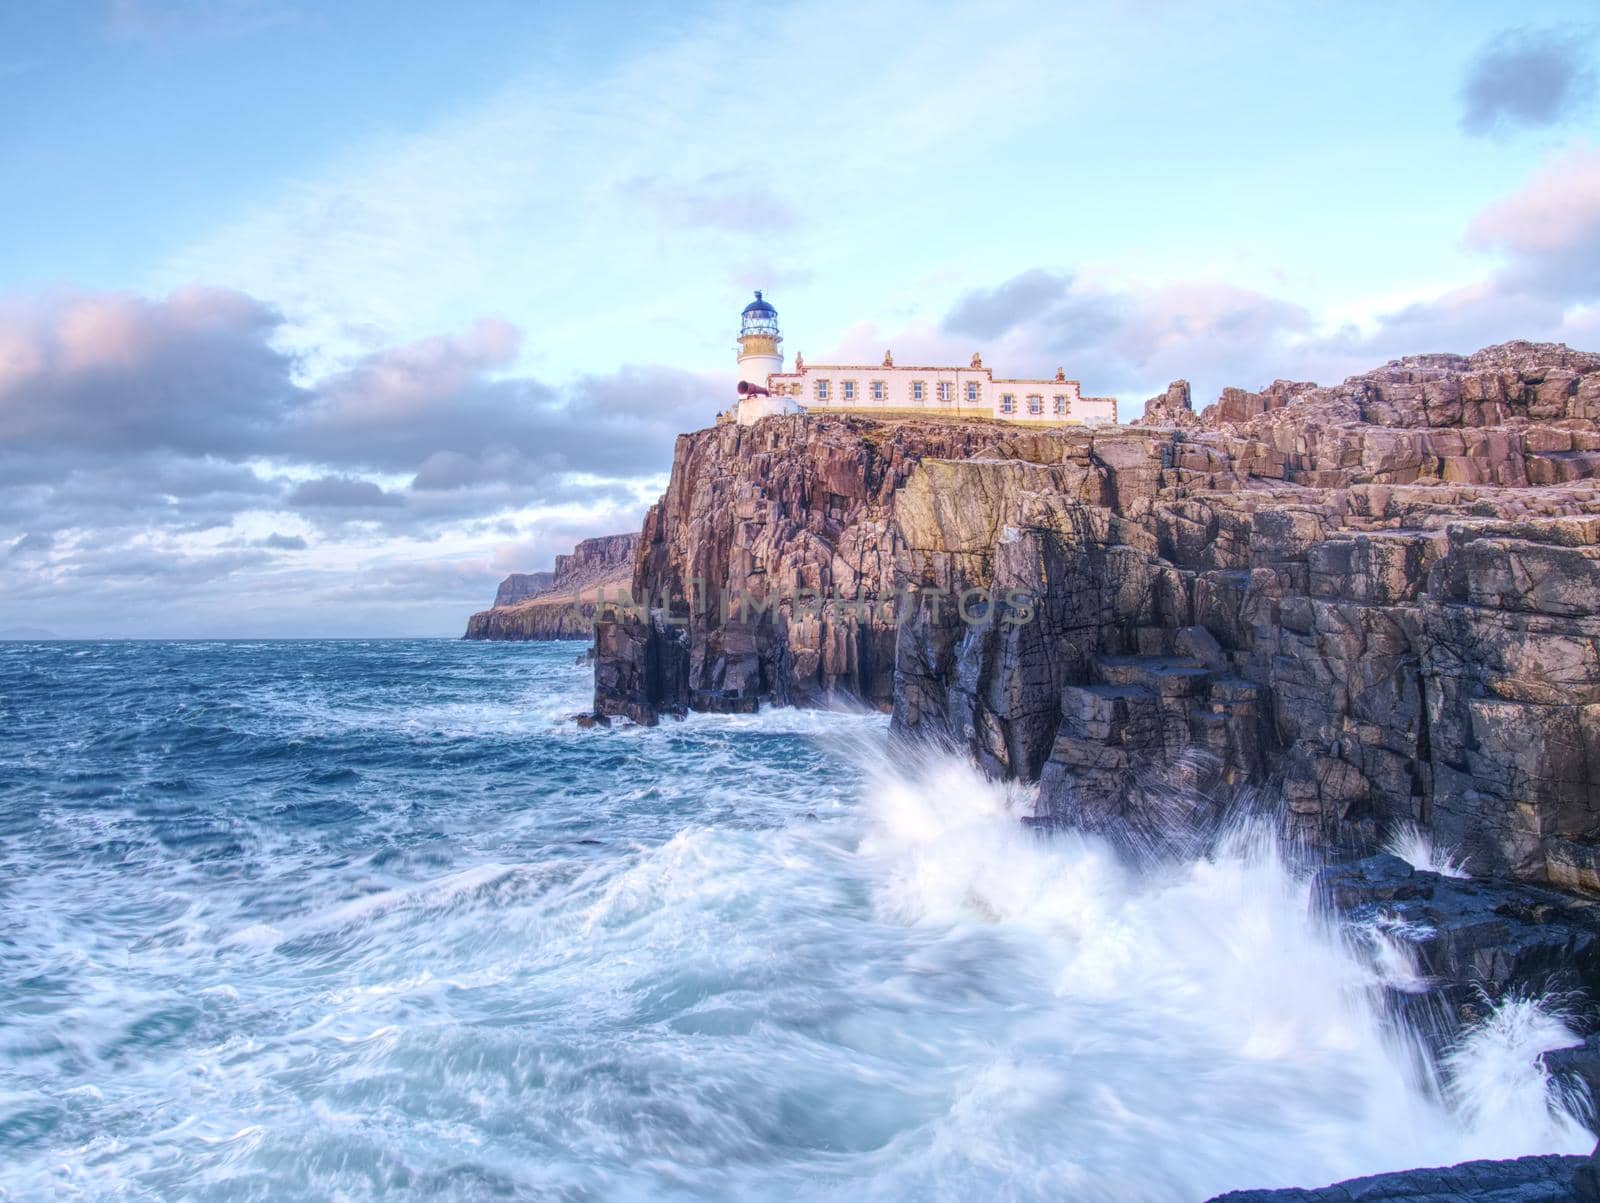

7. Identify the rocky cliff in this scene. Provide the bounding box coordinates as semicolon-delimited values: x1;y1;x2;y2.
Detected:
493;572;555;608
593;342;1600;889
464;533;640;640
592;419;1006;722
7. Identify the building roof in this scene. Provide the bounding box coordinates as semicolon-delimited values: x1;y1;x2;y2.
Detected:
742;290;776;316
768;363;1081;385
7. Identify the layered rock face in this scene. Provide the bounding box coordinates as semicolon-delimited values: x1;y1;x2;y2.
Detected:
493;572;555;608
552;533;640;587
594;342;1600;886
464;533;640;640
592;418;1001;723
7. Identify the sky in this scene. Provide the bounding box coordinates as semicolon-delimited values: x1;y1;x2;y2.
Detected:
1;0;1598;637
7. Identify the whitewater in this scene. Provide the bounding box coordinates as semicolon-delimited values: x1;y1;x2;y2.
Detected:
0;639;1589;1201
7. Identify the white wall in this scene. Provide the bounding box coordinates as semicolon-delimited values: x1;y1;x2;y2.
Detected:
770;363;1114;424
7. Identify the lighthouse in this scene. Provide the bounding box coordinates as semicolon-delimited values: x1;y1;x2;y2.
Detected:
737;291;783;386
733;291;799;425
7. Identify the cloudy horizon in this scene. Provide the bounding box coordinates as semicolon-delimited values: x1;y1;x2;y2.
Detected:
3;1;1598;637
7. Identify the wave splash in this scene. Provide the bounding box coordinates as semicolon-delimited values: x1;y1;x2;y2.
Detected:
855;749;1591;1199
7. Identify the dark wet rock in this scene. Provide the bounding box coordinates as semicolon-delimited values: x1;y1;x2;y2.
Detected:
1315;854;1600;1027
1207;1154;1587;1202
1543;1036;1600;1136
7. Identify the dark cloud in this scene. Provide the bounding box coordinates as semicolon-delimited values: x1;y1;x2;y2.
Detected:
7;532;53;559
255;531;306;550
0;289;709;545
287;476;403;509
0;450;283;540
0;287;303;458
0;286;700;633
943;269;1076;340
66;548;269;584
1460;26;1597;135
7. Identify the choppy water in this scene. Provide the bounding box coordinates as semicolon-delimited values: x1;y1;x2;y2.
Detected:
0;639;1590;1202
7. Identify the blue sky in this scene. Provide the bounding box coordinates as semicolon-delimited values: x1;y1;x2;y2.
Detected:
1;0;1597;636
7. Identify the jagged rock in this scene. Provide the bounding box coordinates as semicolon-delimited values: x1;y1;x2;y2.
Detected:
590;342;1600;885
1136;379;1198;427
1315;854;1600;1028
1207;1155;1588;1202
464;533;640;640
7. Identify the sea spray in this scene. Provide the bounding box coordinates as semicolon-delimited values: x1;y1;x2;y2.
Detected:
1384;821;1471;879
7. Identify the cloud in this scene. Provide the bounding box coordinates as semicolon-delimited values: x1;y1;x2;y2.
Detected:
255;531;306;550
287;476;403;509
67;546;269;584
0;286;714;497
7;532;53;559
1459;25;1597;135
0;284;698;634
1464;142;1600;300
937;270;1316;400
628;170;800;235
0;286;301;457
943;270;1081;341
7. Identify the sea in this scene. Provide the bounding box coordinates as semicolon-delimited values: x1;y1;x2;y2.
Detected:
0;639;1590;1202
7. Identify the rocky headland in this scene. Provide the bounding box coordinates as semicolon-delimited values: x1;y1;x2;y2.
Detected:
464;532;639;640
591;341;1600;888
576;340;1600;1198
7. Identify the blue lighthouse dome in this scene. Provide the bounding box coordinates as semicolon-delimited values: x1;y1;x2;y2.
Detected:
739;290;781;340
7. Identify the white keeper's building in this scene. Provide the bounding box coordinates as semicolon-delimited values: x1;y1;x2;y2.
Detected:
730;291;1117;428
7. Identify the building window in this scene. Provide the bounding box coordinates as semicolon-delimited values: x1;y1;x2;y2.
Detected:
1053;394;1067;414
1027;394;1043;415
871;380;886;402
1000;393;1016;414
842;380;856;402
966;381;981;403
938;381;953;403
911;381;925;403
815;379;830;402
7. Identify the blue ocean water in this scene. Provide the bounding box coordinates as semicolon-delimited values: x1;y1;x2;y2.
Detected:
0;640;1589;1202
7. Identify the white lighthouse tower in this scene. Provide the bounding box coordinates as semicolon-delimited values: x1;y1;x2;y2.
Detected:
733;291;799;425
